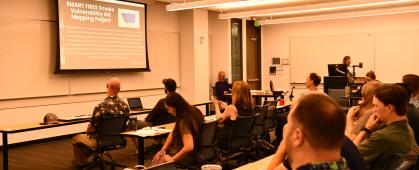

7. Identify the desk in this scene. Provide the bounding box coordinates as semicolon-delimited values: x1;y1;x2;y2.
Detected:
226;91;282;105
0;102;212;170
235;155;273;170
121;123;174;166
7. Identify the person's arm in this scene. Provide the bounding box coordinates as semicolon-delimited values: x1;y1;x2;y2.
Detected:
268;124;289;170
345;106;360;140
212;96;236;122
353;113;379;145
153;129;174;161
145;99;165;122
164;133;194;162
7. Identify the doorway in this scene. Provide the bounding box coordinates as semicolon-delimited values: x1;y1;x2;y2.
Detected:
246;20;261;90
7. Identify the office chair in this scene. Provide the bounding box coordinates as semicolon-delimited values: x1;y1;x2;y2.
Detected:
220;113;259;166
263;100;278;143
250;105;275;158
382;153;416;170
196;119;220;165
82;113;129;170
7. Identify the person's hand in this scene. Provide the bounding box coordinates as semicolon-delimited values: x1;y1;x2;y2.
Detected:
163;155;174;162
152;150;165;163
365;113;380;130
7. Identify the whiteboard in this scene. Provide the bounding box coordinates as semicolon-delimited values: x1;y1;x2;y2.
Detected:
289;33;375;83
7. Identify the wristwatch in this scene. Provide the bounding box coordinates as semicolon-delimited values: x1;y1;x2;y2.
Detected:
361;127;372;134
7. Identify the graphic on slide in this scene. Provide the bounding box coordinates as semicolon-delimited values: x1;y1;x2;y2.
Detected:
118;8;140;28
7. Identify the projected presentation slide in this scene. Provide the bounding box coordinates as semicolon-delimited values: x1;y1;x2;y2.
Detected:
57;0;148;71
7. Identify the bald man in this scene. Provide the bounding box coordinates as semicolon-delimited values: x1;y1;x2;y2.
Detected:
72;78;130;167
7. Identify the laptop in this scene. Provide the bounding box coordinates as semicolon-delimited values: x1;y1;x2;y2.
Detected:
127;98;145;111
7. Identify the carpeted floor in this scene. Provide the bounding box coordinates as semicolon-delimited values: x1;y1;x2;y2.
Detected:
0;137;158;170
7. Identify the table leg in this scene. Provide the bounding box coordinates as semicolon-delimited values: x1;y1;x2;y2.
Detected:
137;138;145;165
205;104;210;116
3;132;8;170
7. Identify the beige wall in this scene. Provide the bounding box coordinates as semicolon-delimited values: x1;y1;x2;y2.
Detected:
262;12;419;99
0;1;181;145
208;11;230;85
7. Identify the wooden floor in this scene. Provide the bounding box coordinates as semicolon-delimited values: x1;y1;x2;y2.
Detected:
0;137;158;170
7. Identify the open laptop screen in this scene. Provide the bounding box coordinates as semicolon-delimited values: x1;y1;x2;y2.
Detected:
127;98;143;110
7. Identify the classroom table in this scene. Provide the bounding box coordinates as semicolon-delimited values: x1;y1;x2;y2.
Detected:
120;115;218;166
226;91;283;105
234;155;274;170
0;101;212;170
121;123;174;166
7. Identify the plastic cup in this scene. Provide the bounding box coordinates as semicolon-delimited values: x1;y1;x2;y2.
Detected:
201;164;222;170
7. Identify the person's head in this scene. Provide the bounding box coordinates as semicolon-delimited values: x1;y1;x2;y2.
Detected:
164;92;204;143
343;56;351;66
360;80;382;109
106;77;121;96
402;74;419;99
306;73;321;89
231;81;254;109
285;93;345;164
162;78;177;94
218;71;227;81
366;71;376;82
373;84;410;123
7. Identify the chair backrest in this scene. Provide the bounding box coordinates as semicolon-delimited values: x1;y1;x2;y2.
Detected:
327;89;346;107
145;161;177;170
96;113;129;150
252;105;268;136
382;153;414;170
196;119;219;163
228;113;259;152
263;100;278;130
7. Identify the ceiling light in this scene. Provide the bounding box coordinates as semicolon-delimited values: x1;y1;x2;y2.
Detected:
259;5;419;25
219;0;417;19
166;0;290;11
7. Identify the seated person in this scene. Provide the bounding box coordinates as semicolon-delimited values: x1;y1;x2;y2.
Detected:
72;77;130;167
267;93;349;170
136;78;177;128
212;81;254;150
214;71;231;102
353;84;414;170
365;71;377;82
306;72;321;92
403;74;419;108
152;92;204;167
345;80;382;140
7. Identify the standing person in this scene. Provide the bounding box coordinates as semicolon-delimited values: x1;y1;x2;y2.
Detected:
354;84;414;170
345;80;382;140
267;93;348;170
403;74;419;108
214;71;231;102
343;56;354;83
72;78;130;167
152;92;204;167
211;81;254;150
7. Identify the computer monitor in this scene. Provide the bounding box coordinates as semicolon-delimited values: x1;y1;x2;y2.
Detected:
328;64;347;76
127;98;143;110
